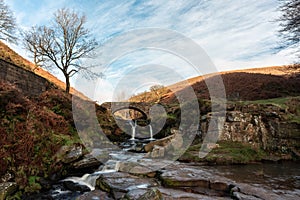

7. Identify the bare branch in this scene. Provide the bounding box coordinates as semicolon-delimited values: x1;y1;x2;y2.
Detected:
23;8;99;93
0;0;17;43
278;0;300;62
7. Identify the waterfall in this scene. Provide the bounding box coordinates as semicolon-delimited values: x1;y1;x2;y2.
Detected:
61;160;121;191
149;125;155;140
62;174;98;191
129;120;137;140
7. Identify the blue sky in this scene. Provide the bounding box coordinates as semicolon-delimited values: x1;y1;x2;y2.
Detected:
5;0;295;102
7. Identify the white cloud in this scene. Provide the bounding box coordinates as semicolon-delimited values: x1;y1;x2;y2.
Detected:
4;0;294;102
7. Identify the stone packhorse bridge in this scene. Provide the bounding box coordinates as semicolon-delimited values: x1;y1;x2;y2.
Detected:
100;102;153;120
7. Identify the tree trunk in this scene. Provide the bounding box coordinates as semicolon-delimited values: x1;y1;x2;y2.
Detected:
65;75;70;93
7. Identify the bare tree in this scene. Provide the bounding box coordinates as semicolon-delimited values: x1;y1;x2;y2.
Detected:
278;0;300;61
0;0;17;43
23;8;99;93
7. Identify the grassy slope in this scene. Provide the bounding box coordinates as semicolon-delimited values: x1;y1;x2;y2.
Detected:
130;65;300;103
0;82;80;193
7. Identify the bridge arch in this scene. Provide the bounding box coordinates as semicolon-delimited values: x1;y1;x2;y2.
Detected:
112;106;148;120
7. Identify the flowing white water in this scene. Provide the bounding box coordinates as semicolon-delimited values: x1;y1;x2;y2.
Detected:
129;120;137;140
61;157;121;191
149;125;155;140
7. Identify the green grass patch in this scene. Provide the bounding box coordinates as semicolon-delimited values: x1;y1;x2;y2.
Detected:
238;97;292;109
180;141;267;164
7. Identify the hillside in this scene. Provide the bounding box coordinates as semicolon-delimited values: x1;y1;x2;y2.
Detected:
0;41;85;97
130;65;300;103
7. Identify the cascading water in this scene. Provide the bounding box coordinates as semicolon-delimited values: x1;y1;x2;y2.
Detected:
149;125;155;140
49;120;156;199
129;120;137;140
60;159;121;192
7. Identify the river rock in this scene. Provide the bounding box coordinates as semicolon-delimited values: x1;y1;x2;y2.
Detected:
231;191;261;200
159;164;234;192
63;181;91;192
123;188;162;200
96;172;159;199
144;135;174;152
0;182;17;200
72;154;102;169
77;189;113;200
118;159;176;176
144;131;183;158
55;144;84;164
159;188;230;200
232;183;282;200
150;145;165;158
145;130;183;151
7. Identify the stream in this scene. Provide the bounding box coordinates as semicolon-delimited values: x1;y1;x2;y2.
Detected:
210;162;300;198
29;148;300;200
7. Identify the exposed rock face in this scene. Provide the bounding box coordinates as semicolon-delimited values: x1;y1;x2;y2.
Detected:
201;104;300;156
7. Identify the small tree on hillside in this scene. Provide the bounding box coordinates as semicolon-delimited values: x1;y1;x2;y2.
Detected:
278;0;300;62
23;8;99;93
0;0;17;43
150;84;166;103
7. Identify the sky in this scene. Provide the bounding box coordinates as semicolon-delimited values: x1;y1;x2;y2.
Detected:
4;0;295;102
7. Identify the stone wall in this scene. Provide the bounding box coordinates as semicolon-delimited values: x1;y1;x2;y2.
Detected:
0;59;50;96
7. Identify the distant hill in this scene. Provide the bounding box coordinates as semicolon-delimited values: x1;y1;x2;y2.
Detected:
130;65;300;103
0;41;86;98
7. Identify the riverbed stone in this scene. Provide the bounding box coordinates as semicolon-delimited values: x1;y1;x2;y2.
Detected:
231;191;261;200
72;154;102;169
123;188;162;200
118;159;177;176
76;189;113;200
159;164;234;192
233;183;282;200
0;182;17;200
159;188;230;200
96;172;159;199
150;145;165;158
56;144;84;164
63;181;91;192
144;134;175;152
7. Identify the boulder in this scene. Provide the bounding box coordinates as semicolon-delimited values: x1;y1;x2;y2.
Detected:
123;188;162;200
150;145;165;158
63;181;91;192
144;134;175;152
72;154;102;169
144;130;183;158
76;189;113;200
96;172;159;199
55;144;84;164
232;183;282;200
159;164;234;192
158;188;230;200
